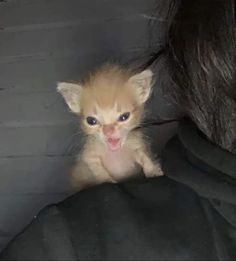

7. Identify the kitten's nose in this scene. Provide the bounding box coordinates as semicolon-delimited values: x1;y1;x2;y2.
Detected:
102;124;115;137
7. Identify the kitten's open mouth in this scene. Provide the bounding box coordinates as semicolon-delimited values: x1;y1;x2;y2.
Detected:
107;138;121;151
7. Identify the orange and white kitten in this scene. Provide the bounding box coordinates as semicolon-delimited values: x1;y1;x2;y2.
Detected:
58;64;163;190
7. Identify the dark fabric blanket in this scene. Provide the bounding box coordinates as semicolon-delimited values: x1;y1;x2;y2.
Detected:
1;120;236;260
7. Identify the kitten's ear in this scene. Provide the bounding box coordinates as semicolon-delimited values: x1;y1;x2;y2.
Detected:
128;70;153;104
57;82;82;113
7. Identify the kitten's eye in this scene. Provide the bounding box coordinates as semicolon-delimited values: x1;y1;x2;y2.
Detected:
86;116;98;125
118;112;130;122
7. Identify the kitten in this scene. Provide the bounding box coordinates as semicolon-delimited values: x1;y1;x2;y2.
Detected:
57;64;163;190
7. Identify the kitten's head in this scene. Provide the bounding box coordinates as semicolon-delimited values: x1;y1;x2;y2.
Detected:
57;64;153;151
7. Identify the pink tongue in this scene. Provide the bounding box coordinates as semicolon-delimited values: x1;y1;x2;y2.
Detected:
107;138;121;150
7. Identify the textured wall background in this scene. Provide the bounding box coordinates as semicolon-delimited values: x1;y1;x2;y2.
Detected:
0;0;176;251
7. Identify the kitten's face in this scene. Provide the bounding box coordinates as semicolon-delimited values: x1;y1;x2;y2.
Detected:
57;65;153;151
80;85;143;150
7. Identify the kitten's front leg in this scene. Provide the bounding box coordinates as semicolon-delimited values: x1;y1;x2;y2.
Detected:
86;157;117;183
135;150;164;178
70;157;116;191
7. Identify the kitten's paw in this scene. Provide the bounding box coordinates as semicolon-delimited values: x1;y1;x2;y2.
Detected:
144;163;164;178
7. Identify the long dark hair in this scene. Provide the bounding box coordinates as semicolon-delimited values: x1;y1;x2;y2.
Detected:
149;0;236;153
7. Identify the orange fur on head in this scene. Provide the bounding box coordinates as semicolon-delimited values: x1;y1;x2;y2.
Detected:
58;64;153;150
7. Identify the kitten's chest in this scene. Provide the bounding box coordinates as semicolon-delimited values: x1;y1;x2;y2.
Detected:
101;147;137;179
